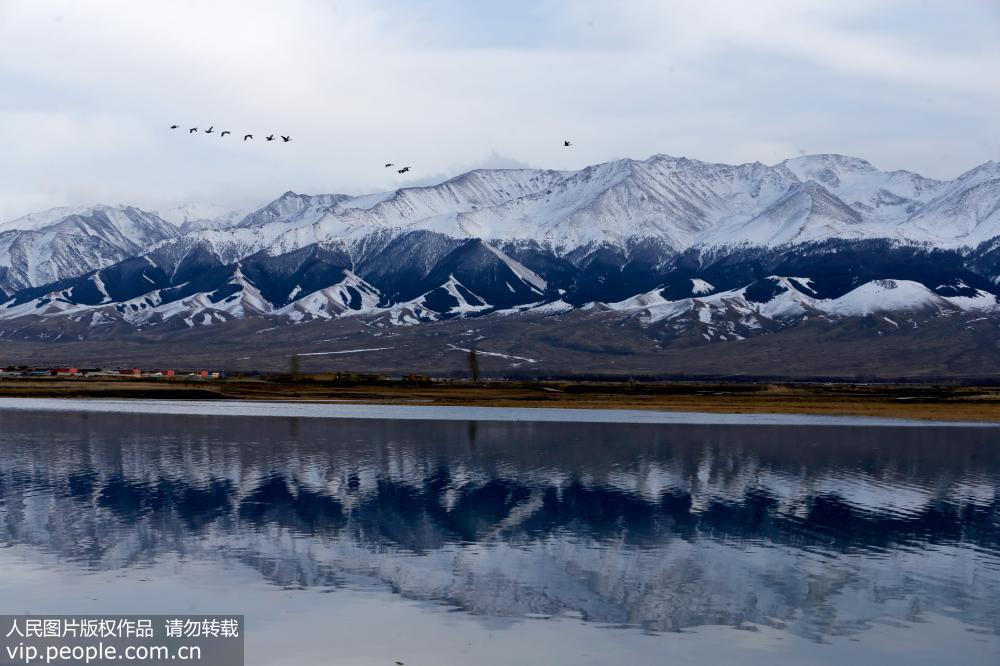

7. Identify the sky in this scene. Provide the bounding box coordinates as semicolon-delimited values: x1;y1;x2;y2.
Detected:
1;0;998;221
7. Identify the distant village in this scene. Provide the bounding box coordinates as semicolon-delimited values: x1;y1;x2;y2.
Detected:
0;366;222;379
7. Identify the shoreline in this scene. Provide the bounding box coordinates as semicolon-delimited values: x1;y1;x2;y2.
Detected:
1;378;1000;423
2;396;998;427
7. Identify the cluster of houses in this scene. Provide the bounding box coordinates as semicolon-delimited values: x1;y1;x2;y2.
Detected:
0;366;222;379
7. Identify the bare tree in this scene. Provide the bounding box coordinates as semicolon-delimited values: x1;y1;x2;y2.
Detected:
469;348;480;383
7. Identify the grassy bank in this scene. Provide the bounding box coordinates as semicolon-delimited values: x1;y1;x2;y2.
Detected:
1;376;1000;422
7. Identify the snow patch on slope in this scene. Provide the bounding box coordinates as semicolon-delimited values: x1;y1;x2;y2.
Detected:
277;271;381;323
691;279;714;295
609;276;998;340
483;243;547;292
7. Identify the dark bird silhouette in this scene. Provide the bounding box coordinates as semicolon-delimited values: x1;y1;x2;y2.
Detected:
563;140;571;147
204;126;214;134
221;130;231;137
244;134;253;141
384;163;394;168
281;135;291;142
397;166;410;174
265;134;275;141
189;127;198;133
169;125;179;129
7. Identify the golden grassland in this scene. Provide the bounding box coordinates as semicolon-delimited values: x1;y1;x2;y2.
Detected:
1;375;1000;422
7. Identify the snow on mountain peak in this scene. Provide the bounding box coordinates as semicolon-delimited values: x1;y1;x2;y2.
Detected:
92;152;1000;293
603;274;997;344
155;203;257;233
822;279;944;316
4;151;1000;340
954;160;1000;183
0;205;179;293
779;154;877;179
1;203;126;233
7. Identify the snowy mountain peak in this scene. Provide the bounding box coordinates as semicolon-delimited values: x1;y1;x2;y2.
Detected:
1;203;138;233
155;202;258;233
953;160;1000;185
4;151;1000;346
236;191;349;229
780;153;877;176
603;274;997;344
0;205;178;294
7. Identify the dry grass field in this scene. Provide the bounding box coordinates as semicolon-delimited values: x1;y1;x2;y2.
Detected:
2;376;999;422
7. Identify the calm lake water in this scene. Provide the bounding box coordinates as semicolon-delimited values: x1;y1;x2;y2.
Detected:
0;402;997;665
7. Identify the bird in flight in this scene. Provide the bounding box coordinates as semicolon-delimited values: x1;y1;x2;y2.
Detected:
170;124;179;129
265;134;275;141
243;134;253;141
384;163;394;168
281;135;291;142
397;166;411;174
220;130;231;137
563;140;572;147
204;126;214;134
188;127;198;133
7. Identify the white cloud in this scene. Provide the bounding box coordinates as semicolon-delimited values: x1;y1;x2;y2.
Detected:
0;0;997;221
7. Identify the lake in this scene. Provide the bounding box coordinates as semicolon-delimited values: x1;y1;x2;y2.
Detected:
0;401;997;665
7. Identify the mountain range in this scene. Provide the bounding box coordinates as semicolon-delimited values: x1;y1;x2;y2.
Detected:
2;153;999;378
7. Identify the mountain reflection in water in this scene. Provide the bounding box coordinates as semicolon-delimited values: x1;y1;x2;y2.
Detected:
0;410;997;644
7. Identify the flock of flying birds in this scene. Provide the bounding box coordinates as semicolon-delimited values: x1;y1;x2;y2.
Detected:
170;124;572;175
170;124;290;143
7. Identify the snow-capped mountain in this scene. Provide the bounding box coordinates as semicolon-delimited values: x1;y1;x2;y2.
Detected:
608;276;997;343
775;154;944;222
902;161;1000;244
2;152;1000;363
0;206;101;233
0;205;178;296
155;202;257;234
154;153;996;261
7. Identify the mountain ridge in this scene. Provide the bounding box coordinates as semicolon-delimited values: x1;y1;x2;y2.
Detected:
2;152;999;376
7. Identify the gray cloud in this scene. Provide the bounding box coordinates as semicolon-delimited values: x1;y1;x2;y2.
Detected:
0;0;997;222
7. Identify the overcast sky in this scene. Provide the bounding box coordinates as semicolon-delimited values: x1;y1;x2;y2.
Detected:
1;0;998;221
